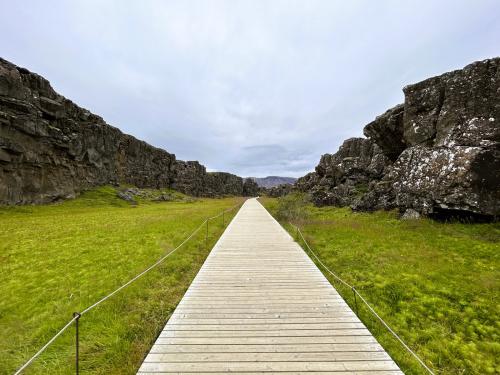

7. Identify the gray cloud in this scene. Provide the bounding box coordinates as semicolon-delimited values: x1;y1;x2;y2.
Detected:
1;0;499;177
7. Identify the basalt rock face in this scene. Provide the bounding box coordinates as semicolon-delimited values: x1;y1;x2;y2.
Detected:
172;161;207;196
242;178;260;197
296;138;390;207
171;161;258;197
267;183;294;197
299;57;500;219
204;172;243;197
0;58;177;204
0;58;253;204
363;104;405;161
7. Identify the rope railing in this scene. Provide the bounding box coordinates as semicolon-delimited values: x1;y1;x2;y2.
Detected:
289;223;435;375
14;200;245;375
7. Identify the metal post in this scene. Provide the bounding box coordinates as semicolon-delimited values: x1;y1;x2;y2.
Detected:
352;288;359;316
73;312;81;375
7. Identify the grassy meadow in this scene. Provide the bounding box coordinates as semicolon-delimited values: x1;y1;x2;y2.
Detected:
0;187;243;374
260;195;500;375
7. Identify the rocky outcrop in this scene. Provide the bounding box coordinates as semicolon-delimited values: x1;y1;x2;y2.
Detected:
170;161;259;198
0;58;254;204
266;183;294;197
242;178;260;197
172;160;207;196
299;57;500;219
205;172;245;196
296;138;390;207
363;104;405;161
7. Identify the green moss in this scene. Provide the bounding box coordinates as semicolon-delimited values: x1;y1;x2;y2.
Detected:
0;189;242;374
260;197;500;375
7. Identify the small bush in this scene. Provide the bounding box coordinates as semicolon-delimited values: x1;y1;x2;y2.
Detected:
275;192;310;223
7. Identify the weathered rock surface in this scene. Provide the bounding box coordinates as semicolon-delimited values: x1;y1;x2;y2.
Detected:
242;178;260;197
298;57;500;219
266;183;294;197
401;208;421;220
296;137;390;207
363;104;405;161
172;160;207;197
0;58;254;204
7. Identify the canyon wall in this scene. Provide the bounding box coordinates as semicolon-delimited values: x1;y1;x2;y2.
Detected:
0;58;257;204
297;58;500;219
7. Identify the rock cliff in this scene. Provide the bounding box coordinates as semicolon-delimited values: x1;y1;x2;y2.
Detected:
0;58;255;204
297;58;500;220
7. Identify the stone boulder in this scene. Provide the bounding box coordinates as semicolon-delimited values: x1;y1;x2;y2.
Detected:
386;58;500;218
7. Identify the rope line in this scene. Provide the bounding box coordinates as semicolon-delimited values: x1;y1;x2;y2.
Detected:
14;200;244;375
14;317;78;375
291;223;435;375
81;220;206;315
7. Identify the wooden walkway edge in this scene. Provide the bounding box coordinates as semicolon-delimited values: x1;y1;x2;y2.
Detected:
138;198;402;374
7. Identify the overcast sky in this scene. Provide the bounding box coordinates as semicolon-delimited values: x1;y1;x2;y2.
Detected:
1;1;499;177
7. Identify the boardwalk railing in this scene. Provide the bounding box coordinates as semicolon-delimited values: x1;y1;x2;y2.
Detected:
289;223;435;375
14;200;244;375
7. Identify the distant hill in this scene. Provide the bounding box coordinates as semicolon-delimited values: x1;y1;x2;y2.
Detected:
250;176;297;188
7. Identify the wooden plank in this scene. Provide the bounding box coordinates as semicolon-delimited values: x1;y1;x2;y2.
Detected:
167;319;364;326
139;361;400;372
170;313;360;319
137;198;400;374
158;332;378;341
144;352;392;362
148;339;390;354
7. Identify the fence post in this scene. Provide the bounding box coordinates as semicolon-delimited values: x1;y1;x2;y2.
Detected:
73;312;81;375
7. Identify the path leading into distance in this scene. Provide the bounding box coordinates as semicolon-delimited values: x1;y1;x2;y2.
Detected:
138;198;402;374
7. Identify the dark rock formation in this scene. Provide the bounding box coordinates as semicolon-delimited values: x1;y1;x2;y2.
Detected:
0;58;254;204
172;161;207;196
363;104;405;161
296;137;390;207
267;183;294;197
242;178;260;197
298;57;500;219
205;172;245;196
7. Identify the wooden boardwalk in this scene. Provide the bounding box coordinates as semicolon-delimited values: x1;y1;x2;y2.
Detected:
138;198;402;374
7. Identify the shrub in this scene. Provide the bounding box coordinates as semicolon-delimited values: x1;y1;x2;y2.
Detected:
275;192;309;222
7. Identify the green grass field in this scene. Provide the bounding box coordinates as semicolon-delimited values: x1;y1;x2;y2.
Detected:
0;187;243;374
260;196;500;375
